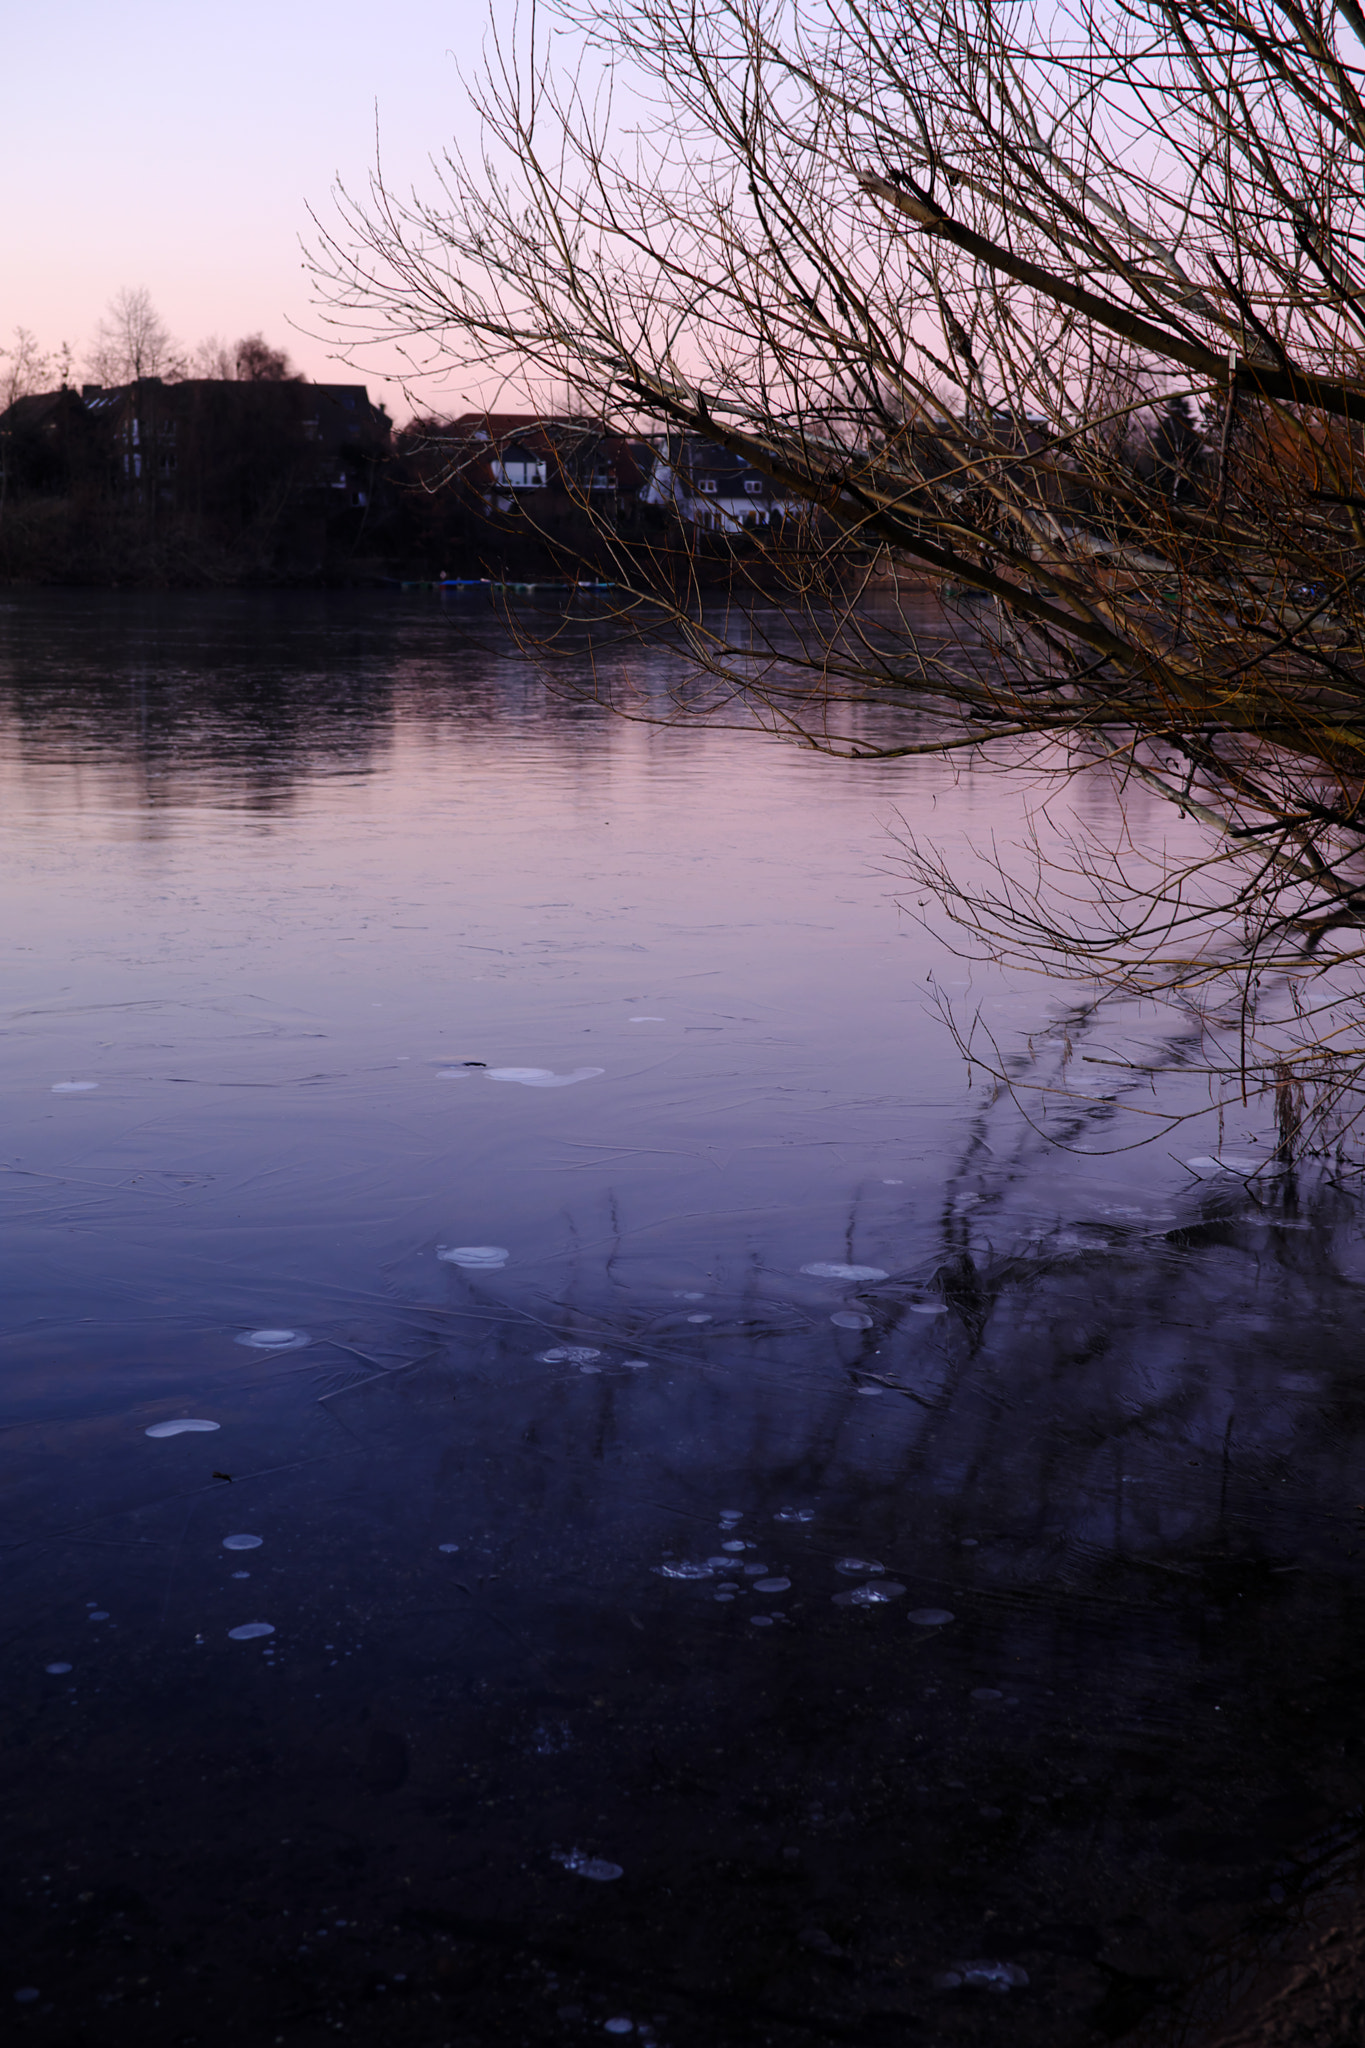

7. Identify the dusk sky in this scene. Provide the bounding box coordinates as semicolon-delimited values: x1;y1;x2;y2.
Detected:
4;0;495;412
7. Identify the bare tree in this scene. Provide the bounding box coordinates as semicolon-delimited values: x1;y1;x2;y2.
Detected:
186;332;303;382
188;334;236;380
313;0;1365;1159
0;327;56;520
89;287;184;384
1;326;56;409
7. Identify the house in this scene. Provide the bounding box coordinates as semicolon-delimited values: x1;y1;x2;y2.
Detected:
422;413;654;517
0;385;109;502
640;434;800;532
0;374;392;580
76;377;390;516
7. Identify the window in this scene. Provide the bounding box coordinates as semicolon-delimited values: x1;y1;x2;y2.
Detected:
744;477;763;495
697;477;718;494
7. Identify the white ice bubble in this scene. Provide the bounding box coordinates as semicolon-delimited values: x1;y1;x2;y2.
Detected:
909;1302;948;1316
801;1261;888;1282
539;1346;602;1365
623;1359;651;1370
742;1562;770;1576
856;1385;884;1397
605;2022;634;2035
630;1016;665;1023
675;1291;705;1300
835;1557;884;1575
882;1178;904;1184
754;1577;791;1593
434;1068;474;1079
438;1543;460;1553
847;1581;906;1604
222;1534;263;1552
749;1614;774;1627
971;1686;1003;1701
706;1557;737;1569
52;1081;98;1093
1186;1154;1279;1176
437;1246;509;1269
14;1988;40;2003
579;1363;602;1374
686;1313;712;1325
954;1961;1028;1991
652;1562;713;1580
231;1571;249;1579
721;1540;747;1552
774;1508;815;1523
719;1509;743;1522
45;1663;72;1676
714;1591;735;1602
909;1608;955;1626
832;1310;874;1330
487;1067;604;1088
234;1328;310;1350
145;1418;220;1438
228;1622;275;1641
554;1849;623;1881
88;1611;109;1622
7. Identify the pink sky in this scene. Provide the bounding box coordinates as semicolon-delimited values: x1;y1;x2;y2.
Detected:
2;0;495;416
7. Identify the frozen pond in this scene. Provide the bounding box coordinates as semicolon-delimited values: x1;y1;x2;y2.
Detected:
2;590;1364;2046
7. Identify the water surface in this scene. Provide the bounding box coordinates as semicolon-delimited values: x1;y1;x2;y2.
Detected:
2;591;1363;2048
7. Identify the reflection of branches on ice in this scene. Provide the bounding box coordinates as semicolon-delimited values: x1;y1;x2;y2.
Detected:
890;759;1365;1166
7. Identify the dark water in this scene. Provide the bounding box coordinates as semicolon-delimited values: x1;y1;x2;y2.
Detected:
3;590;1364;2048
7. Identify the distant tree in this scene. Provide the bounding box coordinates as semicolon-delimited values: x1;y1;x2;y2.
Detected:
233;333;302;382
89;287;184;385
1;326;53;411
189;334;236;380
0;327;70;517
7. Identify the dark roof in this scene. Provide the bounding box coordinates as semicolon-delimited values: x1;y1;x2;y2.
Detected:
0;388;80;432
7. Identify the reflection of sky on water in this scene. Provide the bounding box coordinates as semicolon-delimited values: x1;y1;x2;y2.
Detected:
1;591;1363;2047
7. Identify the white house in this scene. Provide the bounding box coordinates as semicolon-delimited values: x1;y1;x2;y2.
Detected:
641;435;799;532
